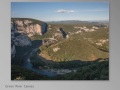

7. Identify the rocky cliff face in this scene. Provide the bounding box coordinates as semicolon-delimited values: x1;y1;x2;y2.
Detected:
11;18;48;58
53;27;69;39
11;19;48;37
11;44;16;59
11;30;32;58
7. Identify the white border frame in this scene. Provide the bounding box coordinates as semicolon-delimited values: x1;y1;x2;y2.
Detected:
0;0;120;90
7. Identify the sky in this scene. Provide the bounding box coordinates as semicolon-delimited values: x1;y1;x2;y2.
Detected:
11;2;109;21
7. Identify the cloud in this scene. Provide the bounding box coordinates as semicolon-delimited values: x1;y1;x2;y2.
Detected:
56;9;75;13
56;9;107;13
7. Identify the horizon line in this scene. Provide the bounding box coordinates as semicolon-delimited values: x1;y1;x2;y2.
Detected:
11;17;109;22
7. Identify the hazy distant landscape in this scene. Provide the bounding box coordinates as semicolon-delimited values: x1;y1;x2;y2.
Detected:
11;2;109;80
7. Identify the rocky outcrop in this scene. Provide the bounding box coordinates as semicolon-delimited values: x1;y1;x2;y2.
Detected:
41;23;48;35
59;28;67;38
25;24;42;37
11;18;48;58
11;30;32;58
53;27;68;39
11;28;32;47
11;18;48;37
13;35;32;47
53;47;60;52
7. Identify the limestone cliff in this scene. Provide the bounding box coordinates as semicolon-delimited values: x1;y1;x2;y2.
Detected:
11;18;48;58
11;18;48;37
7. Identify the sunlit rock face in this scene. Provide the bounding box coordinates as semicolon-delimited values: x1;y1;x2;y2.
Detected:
25;24;42;37
11;19;48;37
11;28;32;47
11;18;48;59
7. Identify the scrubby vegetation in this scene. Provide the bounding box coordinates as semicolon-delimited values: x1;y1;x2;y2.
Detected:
34;22;109;62
11;65;49;80
11;60;109;80
11;18;43;25
11;19;109;80
40;32;108;61
53;60;109;80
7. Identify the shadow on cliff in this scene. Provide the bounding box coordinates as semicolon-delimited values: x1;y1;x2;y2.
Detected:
41;23;48;35
59;28;67;38
11;39;43;65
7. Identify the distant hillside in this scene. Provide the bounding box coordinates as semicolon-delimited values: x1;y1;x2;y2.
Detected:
47;20;108;26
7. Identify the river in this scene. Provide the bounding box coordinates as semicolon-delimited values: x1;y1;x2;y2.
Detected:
21;40;58;77
23;57;58;77
21;40;76;77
